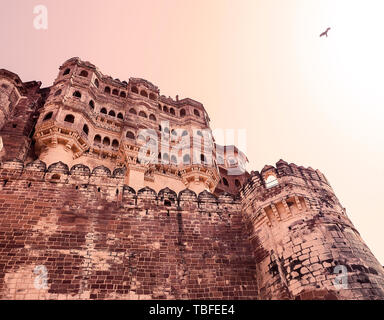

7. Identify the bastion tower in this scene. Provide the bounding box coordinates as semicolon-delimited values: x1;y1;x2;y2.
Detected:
241;162;384;299
0;58;383;300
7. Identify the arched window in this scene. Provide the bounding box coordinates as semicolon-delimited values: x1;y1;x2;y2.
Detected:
43;112;53;121
103;137;110;146
129;108;137;115
200;154;206;163
265;175;278;189
194;109;200;117
63;68;70;75
82;124;89;135
100;108;107;114
136;134;145;141
171;129;177;136
222;177;229;186
149;114;156;121
54;89;62;96
89;100;95;109
73;91;81;98
120;91;126;98
139;111;147;118
112;89;119;96
140;90;148;97
162;153;169;162
104;86;111;94
79;70;88;77
235;179;241;188
171;155;177;164
94;78;99;88
149;93;156;100
163;106;168;112
112;139;119;148
126;131;135;140
117;112;124;119
180;109;186;117
131;86;138;94
183;154;190;164
170;108;175;115
64;114;75;123
227;157;237;165
108;110;116;117
163;127;169;134
182;130;188;137
158;104;162;110
197;130;203;137
94;135;101;144
148;137;157;145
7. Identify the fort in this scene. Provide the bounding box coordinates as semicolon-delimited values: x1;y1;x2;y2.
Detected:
0;57;383;299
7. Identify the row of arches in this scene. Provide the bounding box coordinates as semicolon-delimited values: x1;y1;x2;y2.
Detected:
103;86;126;98
43;110;121;149
159;126;204;138
131;86;157;100
58;75;201;122
42;109;205;147
63;68;90;80
221;177;242;188
94;135;119;148
70;89;160;122
157;104;200;119
159;104;176;116
66;89;125;120
61;68;128;98
126;129;203;141
65;68;128;98
42;111;90;138
42;112;101;142
92;76;126;98
128;108;156;121
155;153;209;165
100;107;124;119
157;153;191;164
61;68;200;123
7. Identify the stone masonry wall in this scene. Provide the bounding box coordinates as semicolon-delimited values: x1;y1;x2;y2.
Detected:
240;160;384;300
0;159;257;300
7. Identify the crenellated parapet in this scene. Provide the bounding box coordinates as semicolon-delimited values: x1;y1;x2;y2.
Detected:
240;159;342;219
0;159;237;217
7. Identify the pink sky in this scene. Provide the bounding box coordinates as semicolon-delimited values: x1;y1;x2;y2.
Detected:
1;0;384;264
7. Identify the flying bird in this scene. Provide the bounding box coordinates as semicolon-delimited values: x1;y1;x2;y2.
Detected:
320;27;331;38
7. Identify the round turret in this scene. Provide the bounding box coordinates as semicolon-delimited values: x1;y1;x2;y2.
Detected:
240;160;384;300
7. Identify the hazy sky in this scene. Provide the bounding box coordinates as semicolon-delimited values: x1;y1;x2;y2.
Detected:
1;0;383;264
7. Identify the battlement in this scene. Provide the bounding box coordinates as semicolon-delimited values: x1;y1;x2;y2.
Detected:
0;159;239;213
240;159;345;230
240;160;332;200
